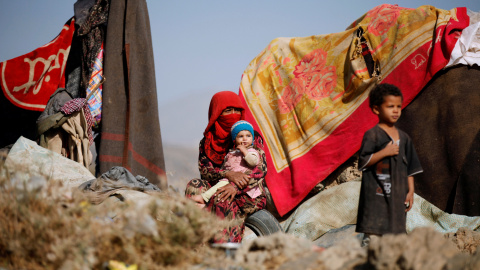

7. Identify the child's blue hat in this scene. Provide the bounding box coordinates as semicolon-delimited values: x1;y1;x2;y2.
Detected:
231;120;254;144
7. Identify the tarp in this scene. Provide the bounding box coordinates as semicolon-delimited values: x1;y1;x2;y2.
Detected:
5;136;94;190
239;4;470;216
4;136;156;213
281;181;480;241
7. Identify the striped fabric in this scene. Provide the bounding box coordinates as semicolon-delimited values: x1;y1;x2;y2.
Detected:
86;43;104;128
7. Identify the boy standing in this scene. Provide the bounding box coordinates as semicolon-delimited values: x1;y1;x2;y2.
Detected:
356;84;423;245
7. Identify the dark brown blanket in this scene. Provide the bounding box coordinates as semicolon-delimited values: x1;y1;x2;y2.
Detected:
100;0;166;189
397;65;480;216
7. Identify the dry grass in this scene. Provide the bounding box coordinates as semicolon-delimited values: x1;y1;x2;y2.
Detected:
0;159;233;269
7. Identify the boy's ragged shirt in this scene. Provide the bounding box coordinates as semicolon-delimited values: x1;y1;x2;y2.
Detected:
356;125;423;235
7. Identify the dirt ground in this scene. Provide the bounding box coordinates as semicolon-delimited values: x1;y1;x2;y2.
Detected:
231;226;480;270
144;150;480;269
3;151;480;270
228;159;480;270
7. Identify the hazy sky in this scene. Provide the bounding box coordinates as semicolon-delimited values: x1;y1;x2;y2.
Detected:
1;1;479;147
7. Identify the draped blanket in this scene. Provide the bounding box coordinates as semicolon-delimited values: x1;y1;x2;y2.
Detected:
1;19;75;111
239;5;470;216
100;0;167;189
0;19;75;147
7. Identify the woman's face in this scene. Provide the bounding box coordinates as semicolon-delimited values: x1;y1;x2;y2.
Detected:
221;107;242;115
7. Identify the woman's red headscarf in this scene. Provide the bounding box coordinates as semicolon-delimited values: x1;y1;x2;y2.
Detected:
204;91;245;164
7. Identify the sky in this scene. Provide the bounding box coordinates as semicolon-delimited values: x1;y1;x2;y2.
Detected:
1;0;480;148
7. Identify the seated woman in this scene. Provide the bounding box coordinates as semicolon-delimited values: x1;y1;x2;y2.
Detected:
185;91;267;243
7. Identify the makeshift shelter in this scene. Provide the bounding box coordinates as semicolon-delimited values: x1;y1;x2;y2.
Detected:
0;0;166;188
239;4;479;216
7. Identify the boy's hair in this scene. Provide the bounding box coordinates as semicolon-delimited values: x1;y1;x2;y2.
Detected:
369;83;403;109
231;120;254;143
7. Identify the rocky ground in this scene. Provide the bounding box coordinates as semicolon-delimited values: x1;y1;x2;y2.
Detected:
232;226;480;270
2;146;480;269
162;148;480;269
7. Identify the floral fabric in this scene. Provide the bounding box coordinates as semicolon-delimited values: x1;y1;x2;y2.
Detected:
239;4;470;216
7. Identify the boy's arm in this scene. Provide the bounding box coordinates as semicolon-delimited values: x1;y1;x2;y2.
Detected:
364;141;399;168
405;176;414;212
405;133;422;212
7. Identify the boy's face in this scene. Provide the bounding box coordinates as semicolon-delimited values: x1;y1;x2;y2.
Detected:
235;130;253;147
373;95;402;125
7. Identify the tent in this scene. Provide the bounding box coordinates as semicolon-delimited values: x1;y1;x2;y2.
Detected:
239;4;479;216
0;0;166;188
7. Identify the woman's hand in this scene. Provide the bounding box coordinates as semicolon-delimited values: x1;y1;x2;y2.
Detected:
225;171;249;189
216;184;237;203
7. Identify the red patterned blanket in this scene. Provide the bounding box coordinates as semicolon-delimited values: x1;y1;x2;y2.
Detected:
239;5;470;216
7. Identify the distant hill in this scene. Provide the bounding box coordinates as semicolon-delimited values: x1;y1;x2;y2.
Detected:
158;89;214;148
163;143;199;194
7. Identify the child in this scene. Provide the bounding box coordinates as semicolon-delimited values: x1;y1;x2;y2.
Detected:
190;120;261;205
356;83;423;246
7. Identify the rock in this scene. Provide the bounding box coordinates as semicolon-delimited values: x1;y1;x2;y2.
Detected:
314;237;367;270
367;227;459;270
235;232;316;269
445;227;480;254
447;251;480;270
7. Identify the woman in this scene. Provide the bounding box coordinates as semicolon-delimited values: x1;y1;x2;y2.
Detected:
185;91;267;243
